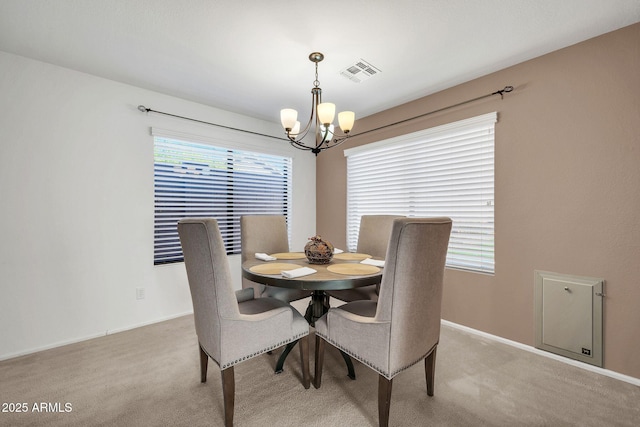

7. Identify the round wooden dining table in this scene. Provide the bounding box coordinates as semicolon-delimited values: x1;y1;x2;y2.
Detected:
242;253;383;378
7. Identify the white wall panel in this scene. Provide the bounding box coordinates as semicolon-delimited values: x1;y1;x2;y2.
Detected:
0;51;316;359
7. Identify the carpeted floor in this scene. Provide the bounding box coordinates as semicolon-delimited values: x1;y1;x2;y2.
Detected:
1;309;638;426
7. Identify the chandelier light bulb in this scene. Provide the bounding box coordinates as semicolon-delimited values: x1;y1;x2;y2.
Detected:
317;102;336;126
338;111;355;133
321;123;335;142
290;121;301;137
280;108;298;131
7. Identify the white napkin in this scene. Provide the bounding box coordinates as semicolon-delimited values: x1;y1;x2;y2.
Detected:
281;267;317;278
333;248;344;254
361;258;385;268
255;252;276;261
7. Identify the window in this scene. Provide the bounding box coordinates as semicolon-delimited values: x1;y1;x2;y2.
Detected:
153;136;292;265
345;112;496;274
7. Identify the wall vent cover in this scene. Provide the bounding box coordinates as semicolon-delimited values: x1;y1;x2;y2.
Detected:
340;59;381;83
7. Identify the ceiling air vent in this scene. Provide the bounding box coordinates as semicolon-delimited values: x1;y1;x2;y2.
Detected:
340;59;381;83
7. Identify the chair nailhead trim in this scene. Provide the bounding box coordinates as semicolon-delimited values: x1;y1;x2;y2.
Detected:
316;331;433;380
220;331;309;369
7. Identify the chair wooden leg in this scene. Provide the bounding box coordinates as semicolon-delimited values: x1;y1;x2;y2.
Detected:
199;344;208;383
425;346;437;396
221;366;235;427
378;375;393;427
299;335;311;389
314;335;325;389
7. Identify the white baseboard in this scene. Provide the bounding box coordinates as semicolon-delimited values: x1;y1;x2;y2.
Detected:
0;311;193;362
442;320;640;387
105;310;193;335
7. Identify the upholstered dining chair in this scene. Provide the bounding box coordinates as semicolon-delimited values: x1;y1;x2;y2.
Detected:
314;217;452;427
178;218;310;427
328;215;404;302
241;215;312;302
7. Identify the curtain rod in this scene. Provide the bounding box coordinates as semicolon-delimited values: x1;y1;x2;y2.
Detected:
137;105;290;141
137;85;513;145
354;85;513;138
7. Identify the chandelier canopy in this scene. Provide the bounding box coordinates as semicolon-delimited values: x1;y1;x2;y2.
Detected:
280;52;355;155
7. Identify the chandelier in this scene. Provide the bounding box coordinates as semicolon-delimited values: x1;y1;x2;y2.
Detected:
280;52;355;155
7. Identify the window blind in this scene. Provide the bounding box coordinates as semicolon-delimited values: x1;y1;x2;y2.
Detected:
154;136;292;265
345;113;496;274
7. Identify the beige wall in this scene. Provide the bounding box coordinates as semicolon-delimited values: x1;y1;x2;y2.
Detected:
317;23;640;379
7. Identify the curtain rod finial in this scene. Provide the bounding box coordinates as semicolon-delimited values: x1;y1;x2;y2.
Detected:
492;86;514;99
138;105;149;113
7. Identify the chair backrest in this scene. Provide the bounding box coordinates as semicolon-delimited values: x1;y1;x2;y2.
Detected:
356;215;405;258
240;215;290;262
376;217;452;376
178;218;239;364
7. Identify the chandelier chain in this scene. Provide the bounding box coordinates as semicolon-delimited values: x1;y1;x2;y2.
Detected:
314;62;320;88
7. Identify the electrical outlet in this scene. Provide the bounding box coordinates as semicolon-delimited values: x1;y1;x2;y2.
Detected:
136;287;145;300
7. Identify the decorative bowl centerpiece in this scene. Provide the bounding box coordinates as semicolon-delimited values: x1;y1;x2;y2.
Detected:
304;235;334;264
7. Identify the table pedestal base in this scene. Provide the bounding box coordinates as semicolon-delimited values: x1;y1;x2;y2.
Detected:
304;290;330;325
275;290;356;380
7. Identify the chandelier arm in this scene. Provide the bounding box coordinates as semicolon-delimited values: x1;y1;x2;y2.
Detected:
290;88;318;143
315;122;332;149
287;125;312;143
297;103;315;136
316;136;349;152
328;128;350;138
289;140;317;151
289;135;313;148
309;87;321;138
298;119;313;136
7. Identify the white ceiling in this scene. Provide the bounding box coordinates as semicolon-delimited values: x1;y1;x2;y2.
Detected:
1;0;639;125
